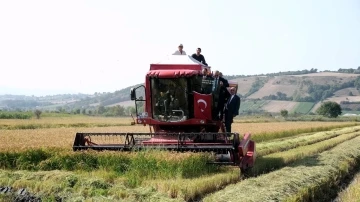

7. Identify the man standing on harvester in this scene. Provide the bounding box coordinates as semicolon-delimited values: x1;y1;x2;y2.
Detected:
224;87;240;132
191;47;208;66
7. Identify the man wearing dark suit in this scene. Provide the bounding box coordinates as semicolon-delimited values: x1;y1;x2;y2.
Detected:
218;82;231;120
224;87;240;133
212;70;229;119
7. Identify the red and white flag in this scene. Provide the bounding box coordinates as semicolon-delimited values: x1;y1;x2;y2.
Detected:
193;92;212;120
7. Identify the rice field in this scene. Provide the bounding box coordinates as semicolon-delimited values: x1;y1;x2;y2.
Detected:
1;116;360;201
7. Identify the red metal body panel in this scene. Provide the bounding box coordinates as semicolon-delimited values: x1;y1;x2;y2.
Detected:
150;64;203;71
146;69;201;78
136;117;220;126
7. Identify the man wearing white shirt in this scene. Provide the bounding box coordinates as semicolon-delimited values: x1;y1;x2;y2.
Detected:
224;87;240;133
172;44;187;55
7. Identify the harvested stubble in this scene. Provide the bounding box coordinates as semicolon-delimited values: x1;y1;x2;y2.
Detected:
0;122;355;151
203;136;360;202
256;126;360;156
251;131;360;176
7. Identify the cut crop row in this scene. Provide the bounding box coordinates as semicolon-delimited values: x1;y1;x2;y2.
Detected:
256;126;360;156
158;129;360;201
335;172;360;202
251;131;360;176
251;123;358;142
203;135;360;202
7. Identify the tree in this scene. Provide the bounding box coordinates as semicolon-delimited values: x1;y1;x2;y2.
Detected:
280;109;288;117
34;109;42;119
97;105;106;114
316;101;342;118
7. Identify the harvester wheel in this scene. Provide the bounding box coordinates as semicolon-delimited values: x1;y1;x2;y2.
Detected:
240;167;252;178
233;133;240;148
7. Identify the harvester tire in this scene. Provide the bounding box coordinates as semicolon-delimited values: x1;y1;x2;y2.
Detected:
240;167;252;178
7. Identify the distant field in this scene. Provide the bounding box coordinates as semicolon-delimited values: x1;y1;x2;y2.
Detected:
290;102;315;114
247;77;299;99
230;76;259;95
333;87;360;96
261;100;298;113
292;72;358;77
108;100;135;107
239;100;269;112
325;96;360;103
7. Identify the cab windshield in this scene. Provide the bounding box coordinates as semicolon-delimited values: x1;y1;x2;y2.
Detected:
150;77;189;122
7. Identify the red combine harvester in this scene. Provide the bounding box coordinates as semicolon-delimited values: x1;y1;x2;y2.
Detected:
73;55;256;172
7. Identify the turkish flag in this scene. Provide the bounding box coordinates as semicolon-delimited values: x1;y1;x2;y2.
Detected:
193;91;212;120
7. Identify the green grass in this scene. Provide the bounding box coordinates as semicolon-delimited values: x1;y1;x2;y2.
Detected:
290;102;315;114
203;135;360;202
0;111;33;119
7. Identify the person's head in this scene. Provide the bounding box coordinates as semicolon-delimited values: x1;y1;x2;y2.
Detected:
230;87;236;95
196;48;201;55
214;70;220;78
202;68;208;75
178;44;183;51
219;72;223;77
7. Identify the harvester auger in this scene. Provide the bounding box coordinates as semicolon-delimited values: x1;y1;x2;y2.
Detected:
73;55;256;173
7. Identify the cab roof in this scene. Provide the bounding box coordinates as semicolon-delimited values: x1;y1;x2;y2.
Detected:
150;55;209;71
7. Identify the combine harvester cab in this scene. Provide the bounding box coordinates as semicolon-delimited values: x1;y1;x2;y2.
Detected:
73;55;256;173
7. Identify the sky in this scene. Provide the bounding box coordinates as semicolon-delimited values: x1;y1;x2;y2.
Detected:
0;0;359;96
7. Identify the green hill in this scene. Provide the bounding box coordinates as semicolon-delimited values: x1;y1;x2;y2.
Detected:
2;69;360;116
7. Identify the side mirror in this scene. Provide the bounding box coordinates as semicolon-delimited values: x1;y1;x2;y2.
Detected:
130;88;136;100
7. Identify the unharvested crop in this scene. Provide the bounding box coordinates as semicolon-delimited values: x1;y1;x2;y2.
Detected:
0;149;224;188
